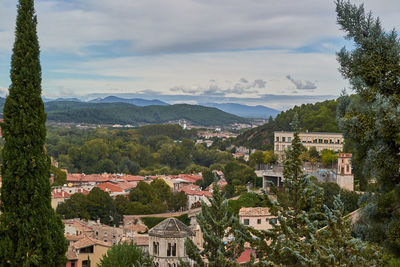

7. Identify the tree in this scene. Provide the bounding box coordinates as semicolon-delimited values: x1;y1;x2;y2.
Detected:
0;0;67;265
86;187;116;226
263;150;277;165
249;129;382;265
98;242;153;267
320;149;338;166
56;193;90;220
184;183;247;267
335;0;400;255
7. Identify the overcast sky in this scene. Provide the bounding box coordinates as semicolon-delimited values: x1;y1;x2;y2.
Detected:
0;0;399;109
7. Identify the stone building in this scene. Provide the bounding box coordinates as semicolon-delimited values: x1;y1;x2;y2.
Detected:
274;131;344;159
149;218;195;267
336;153;354;191
239;207;277;231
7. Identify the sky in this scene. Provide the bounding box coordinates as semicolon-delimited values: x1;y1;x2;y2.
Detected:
0;0;399;110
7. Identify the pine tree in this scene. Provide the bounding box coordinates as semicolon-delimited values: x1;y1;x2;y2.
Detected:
335;0;400;255
183;183;247;267
249;126;383;266
0;0;67;265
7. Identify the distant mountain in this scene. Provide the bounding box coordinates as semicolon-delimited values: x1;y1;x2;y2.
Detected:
89;96;169;106
202;103;280;118
42;101;248;126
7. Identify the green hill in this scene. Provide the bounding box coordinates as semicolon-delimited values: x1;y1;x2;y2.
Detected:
43;101;249;126
234;99;339;150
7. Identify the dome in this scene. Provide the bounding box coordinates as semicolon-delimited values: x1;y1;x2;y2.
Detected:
149;218;195;238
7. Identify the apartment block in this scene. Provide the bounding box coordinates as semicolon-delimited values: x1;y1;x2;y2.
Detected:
274;131;344;157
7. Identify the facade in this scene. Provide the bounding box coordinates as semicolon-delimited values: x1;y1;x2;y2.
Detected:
149;218;195;267
239;207;277;231
72;236;111;267
274;131;344;158
336;153;354;191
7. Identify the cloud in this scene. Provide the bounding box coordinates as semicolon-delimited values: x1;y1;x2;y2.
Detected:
239;78;248;83
286;75;317;90
253;79;266;89
136;89;162;95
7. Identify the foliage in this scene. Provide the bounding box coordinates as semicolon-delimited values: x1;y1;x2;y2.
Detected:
0;0;67;265
42;101;249;126
50;165;67;186
317;182;359;214
249;131;383;266
98;242;153;267
184;184;247;267
335;0;400;255
227;192;264;214
320;149;338;166
57;188;117;226
234;99;339;150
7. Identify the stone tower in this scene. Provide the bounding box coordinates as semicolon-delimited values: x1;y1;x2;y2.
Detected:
336;153;354;191
149;218;195;267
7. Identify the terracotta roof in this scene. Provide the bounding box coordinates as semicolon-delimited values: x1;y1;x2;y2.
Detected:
236;248;256;264
149;218;195;238
96;182;124;193
121;175;145;182
124;222;147;233
73;236;111;249
66;249;78;260
115;181;138;191
180;184;200;191
133;234;149;246
51;190;71;199
65;234;83;242
239;207;271;217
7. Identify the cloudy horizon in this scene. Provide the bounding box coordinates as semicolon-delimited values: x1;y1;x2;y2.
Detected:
0;0;398;109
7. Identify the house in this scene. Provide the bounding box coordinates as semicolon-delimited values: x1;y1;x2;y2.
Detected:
71;236;111;267
180;188;212;209
149;218;195;267
239;207;277;231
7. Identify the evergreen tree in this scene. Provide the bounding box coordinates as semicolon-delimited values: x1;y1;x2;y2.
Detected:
335;0;400;255
98;242;153;267
0;0;67;265
183;183;247;267
249;127;383;266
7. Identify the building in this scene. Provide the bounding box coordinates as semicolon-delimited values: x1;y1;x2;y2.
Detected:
239;207;277;231
149;218;195;267
274;131;344;158
70;236;111;267
336;153;354;191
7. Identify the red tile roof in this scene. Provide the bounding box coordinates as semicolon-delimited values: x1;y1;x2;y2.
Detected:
236;248;257;264
51;190;71;199
96;182;124;193
121;175;145;182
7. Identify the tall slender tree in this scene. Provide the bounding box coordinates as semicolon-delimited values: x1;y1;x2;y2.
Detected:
0;0;67;265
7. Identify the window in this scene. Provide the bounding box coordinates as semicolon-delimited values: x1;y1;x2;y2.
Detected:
71;261;76;267
104;239;107;243
324;139;328;144
95;231;98;237
153;242;159;255
288;137;292;142
80;246;94;254
318;139;323;143
172;243;176;256
244;219;249;225
282;145;285;150
346;165;350;173
282;137;286;142
275;145;279;151
269;218;278;225
257;219;261;224
82;260;90;267
276;136;279;142
104;231;107;236
167;243;176;256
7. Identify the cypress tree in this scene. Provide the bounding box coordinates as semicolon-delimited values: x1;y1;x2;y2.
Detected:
0;0;67;265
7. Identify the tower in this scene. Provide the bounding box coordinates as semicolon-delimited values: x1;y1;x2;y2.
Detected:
336;153;354;191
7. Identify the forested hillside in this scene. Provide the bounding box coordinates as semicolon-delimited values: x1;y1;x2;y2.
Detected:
0;99;249;126
234;99;339;149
